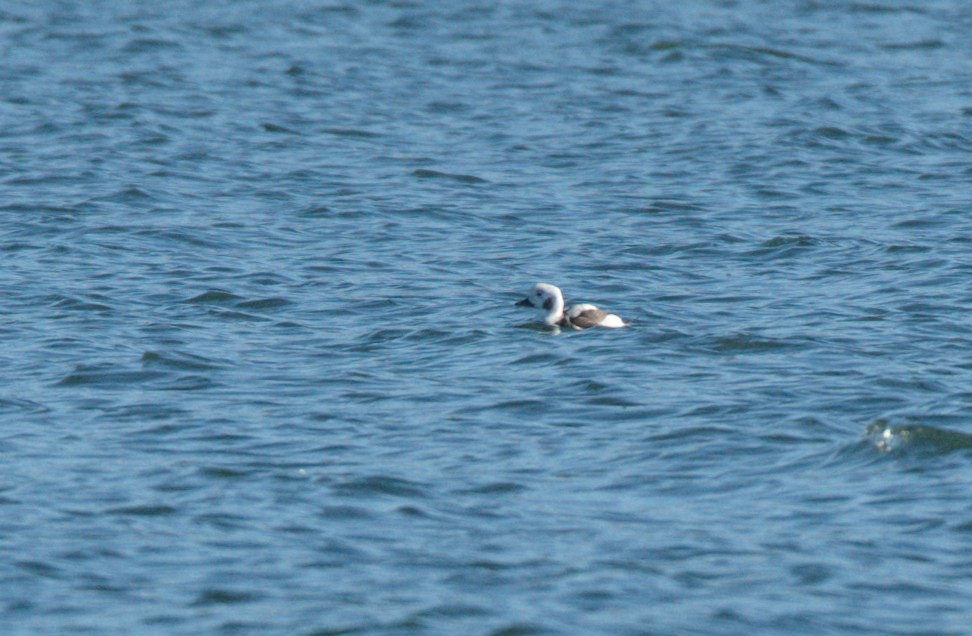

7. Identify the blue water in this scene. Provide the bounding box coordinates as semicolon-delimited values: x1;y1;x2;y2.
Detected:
4;1;972;634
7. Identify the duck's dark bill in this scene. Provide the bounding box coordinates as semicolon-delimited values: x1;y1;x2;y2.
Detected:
515;297;532;307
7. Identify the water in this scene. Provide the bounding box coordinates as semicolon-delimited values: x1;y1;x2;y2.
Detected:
3;0;972;633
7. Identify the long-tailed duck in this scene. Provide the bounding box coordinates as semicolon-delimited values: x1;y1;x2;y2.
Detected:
516;283;627;329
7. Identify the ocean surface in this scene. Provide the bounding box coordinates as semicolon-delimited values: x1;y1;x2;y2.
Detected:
3;1;972;634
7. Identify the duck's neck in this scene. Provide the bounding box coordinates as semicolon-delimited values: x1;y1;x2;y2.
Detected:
543;294;565;326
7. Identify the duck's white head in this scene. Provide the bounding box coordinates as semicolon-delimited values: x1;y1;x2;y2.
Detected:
515;283;565;325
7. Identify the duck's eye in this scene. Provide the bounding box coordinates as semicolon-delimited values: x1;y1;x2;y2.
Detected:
536;290;543;296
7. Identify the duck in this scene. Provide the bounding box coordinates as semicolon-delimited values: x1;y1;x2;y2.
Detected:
516;283;627;329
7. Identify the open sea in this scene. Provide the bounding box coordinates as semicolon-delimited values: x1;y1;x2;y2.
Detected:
4;1;972;634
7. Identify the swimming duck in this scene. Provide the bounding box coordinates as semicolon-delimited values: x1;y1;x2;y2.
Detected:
516;283;627;329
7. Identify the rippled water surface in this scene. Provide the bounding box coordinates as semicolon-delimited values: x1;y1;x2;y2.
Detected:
4;1;972;634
